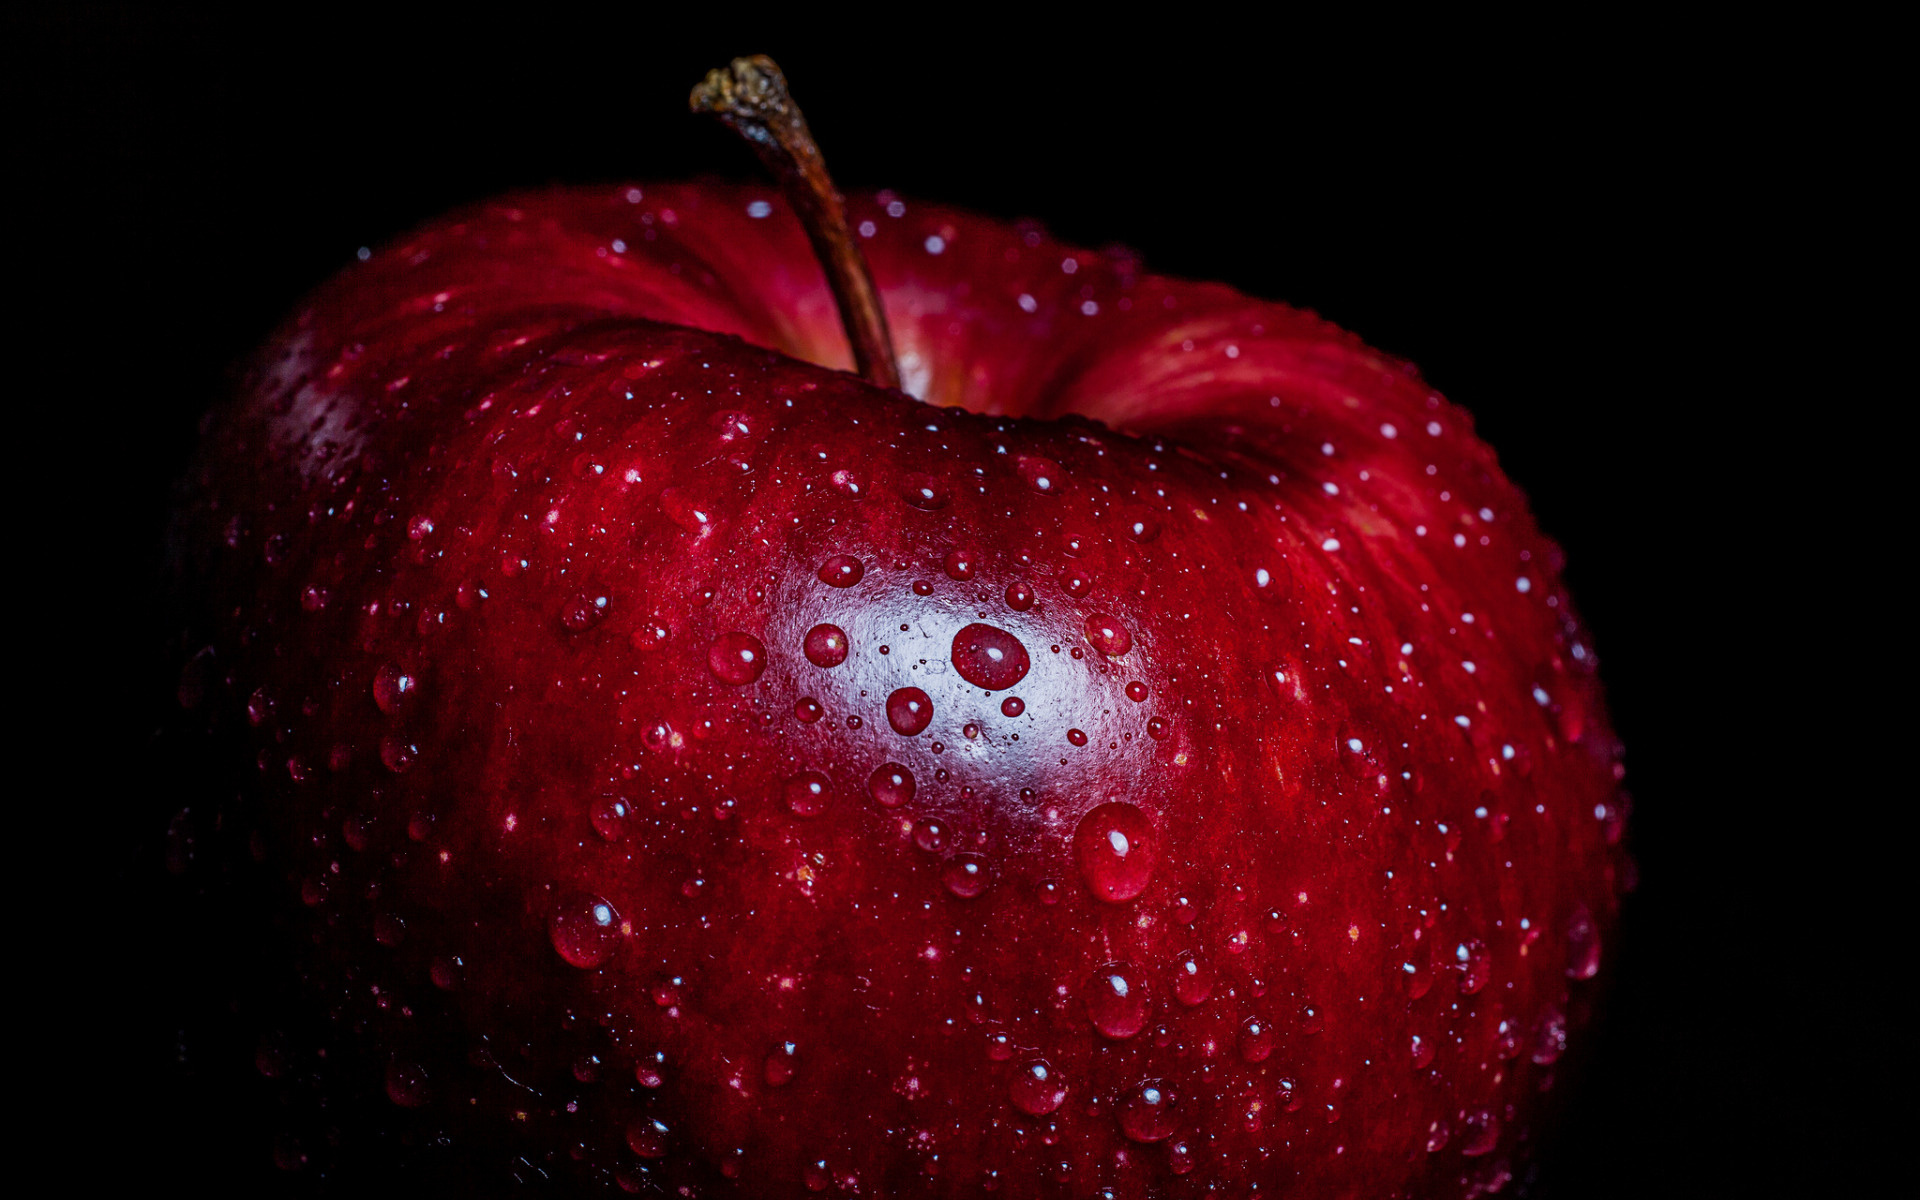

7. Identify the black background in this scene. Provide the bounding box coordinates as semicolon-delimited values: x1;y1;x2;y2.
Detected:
11;8;1892;1197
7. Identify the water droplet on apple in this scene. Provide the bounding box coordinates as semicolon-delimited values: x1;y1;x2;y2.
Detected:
785;771;830;817
867;763;915;807
1015;455;1063;495
900;474;949;510
1073;802;1156;902
886;687;933;735
1403;954;1434;999
1116;1080;1178;1142
1009;1058;1066;1115
1004;581;1035;611
560;593;608;631
1085;964;1150;1038
660;487;713;535
1000;696;1025;718
943;853;991;898
379;737;417;773
1411;1033;1435;1068
1125;681;1149;702
591;797;630;841
1454;938;1492;995
1060;568;1093;597
1565;904;1601;979
707;631;768;685
550;893;622;967
818;554;865;588
1084;614;1132;657
1123;517;1161;543
914;819;951;853
1426;1118;1451;1152
831;468;865;497
803;623;849;667
373;664;416;716
1146;717;1170;740
1171;952;1213;1006
626;1117;670;1158
951;624;1030;690
944;548;976;580
764;1041;799;1086
794;697;823;723
374;913;405;946
1531;1005;1568;1064
1460;1109;1500;1156
1168;1138;1196;1174
385;1059;429;1107
1237;1016;1275;1062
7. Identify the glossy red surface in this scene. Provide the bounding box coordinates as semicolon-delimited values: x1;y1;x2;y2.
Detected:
173;183;1626;1195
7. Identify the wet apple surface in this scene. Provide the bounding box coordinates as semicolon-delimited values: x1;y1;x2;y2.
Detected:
173;179;1626;1195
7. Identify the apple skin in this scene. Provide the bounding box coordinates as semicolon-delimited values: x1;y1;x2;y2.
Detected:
170;182;1626;1195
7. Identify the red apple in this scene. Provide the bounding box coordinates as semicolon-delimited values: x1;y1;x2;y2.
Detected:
169;64;1626;1197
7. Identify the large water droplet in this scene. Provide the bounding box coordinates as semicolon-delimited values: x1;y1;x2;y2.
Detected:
764;1041;798;1086
868;763;915;807
626;1117;670;1158
1001;696;1025;718
550;893;621;967
1009;1059;1066;1115
1237;1016;1274;1062
1085;964;1150;1038
818;554;865;588
1565;904;1601;979
1015;455;1063;495
803;624;849;667
1084;614;1132;657
785;771;830;817
1454;938;1492;995
887;687;933;735
1531;1005;1568;1065
385;1059;429;1107
914;819;951;853
560;593;608;631
1411;1033;1435;1068
1004;580;1035;611
1116;1080;1178;1143
943;853;991;898
944;548;976;580
951;623;1031;690
373;663;417;716
1073;802;1156;902
660;487;713;535
591;797;630;841
1125;681;1149;702
1060;568;1093;597
900;474;950;510
1171;951;1213;1006
707;631;768;685
1123;517;1161;543
1460;1109;1499;1156
379;737;417;773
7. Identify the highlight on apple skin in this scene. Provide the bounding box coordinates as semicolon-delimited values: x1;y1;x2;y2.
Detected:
167;178;1629;1195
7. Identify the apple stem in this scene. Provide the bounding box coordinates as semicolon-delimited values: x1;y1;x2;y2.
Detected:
692;56;902;391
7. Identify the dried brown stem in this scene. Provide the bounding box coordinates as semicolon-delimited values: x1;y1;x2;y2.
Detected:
691;56;901;390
